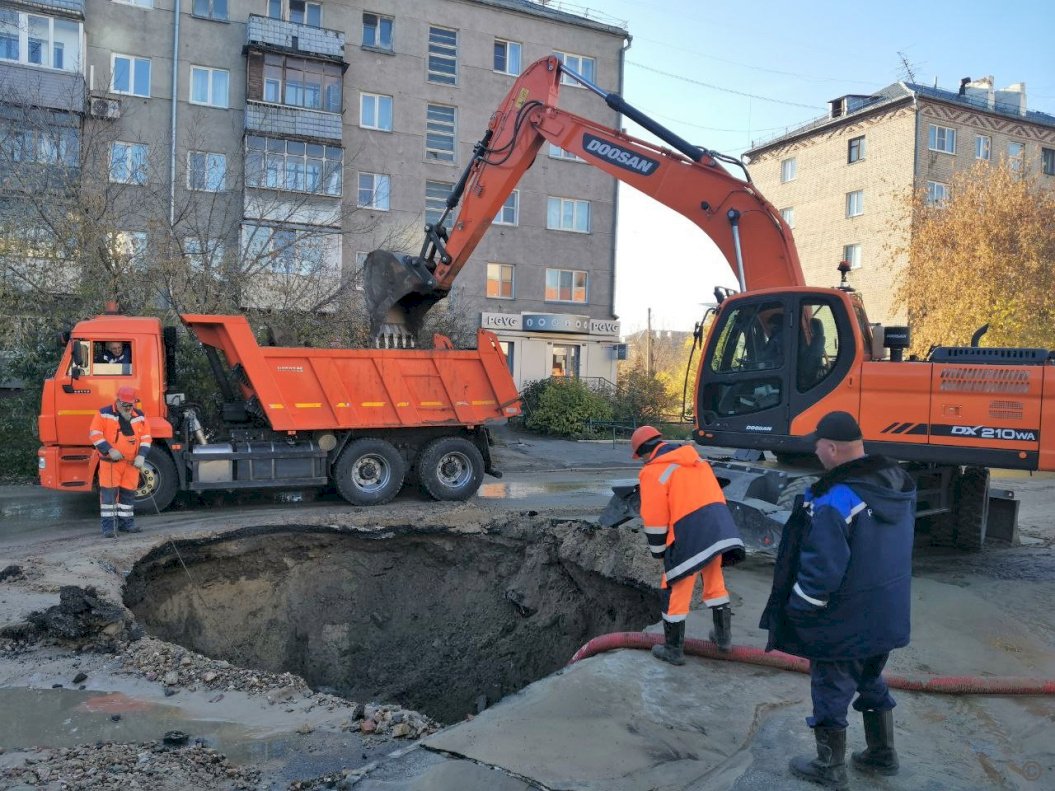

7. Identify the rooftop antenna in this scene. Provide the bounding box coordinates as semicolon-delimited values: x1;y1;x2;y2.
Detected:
897;51;918;84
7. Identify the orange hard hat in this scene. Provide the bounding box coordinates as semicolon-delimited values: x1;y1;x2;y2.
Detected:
630;425;662;458
116;386;138;404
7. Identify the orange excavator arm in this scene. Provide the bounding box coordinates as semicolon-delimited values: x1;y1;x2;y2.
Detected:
365;55;803;340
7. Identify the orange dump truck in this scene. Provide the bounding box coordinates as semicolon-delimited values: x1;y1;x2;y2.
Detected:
38;311;521;511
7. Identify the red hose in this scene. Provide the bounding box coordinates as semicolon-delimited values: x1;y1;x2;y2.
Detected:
569;632;1055;696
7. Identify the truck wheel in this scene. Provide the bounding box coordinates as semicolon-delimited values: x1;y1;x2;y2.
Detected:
954;466;989;551
417;436;485;501
134;447;179;513
334;438;405;506
775;475;817;511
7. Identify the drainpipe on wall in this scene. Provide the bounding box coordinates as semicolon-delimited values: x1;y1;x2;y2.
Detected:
169;0;181;227
610;32;632;322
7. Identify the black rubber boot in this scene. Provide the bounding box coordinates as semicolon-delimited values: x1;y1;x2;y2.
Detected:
708;604;733;652
789;727;849;790
651;620;686;665
852;709;899;775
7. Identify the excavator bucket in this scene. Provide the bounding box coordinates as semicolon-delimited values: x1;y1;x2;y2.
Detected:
363;250;445;343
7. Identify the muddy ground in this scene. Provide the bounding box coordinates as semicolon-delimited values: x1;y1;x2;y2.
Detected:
1;431;1054;789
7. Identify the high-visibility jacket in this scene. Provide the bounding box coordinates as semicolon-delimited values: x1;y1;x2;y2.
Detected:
638;443;745;583
89;404;152;463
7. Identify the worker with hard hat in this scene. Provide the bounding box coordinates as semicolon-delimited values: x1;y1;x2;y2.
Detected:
631;425;745;665
88;385;152;537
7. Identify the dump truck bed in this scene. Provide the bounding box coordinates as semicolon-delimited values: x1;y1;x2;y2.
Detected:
182;315;521;432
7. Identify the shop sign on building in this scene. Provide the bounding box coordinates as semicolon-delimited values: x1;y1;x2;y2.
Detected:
482;313;621;337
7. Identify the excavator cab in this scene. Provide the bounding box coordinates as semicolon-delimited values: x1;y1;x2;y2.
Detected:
695;289;860;454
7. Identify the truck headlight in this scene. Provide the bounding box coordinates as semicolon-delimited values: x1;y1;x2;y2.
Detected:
38;457;46;470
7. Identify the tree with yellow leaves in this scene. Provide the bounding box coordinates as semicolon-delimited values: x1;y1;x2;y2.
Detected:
896;163;1055;356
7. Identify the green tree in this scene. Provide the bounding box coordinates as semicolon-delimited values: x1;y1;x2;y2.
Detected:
895;163;1055;355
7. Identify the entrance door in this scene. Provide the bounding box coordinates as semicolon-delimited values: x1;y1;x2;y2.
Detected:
551;344;579;378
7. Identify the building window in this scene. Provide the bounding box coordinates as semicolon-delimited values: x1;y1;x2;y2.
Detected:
545;268;588;303
358;172;390;210
1008;141;1024;172
243;224;326;276
486;263;514;299
845;190;863;217
494;39;520;75
360;92;393;131
427;26;457;85
547;197;590;233
185;237;224;272
190;66;229;108
268;0;321;27
245;136;342;196
554;51;594;85
780;207;794;228
848;136;865;163
109;142;148;185
0;10;82;73
780;157;796;182
109;231;148;268
976;135;991;161
425;180;453;227
187;151;226;191
1;119;79;166
548;144;584;162
499;341;514;374
192;0;227;20
353;251;368;290
425;104;456;162
112;54;151;97
494;191;519;225
254;53;342;112
842;243;861;270
1043;148;1055;177
362;12;392;50
926;180;949;206
550;344;580;378
928;124;956;154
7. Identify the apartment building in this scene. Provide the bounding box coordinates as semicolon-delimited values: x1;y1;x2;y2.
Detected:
0;0;629;389
745;77;1055;325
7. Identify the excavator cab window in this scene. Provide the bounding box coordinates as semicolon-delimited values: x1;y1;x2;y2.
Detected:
796;303;839;392
705;301;784;417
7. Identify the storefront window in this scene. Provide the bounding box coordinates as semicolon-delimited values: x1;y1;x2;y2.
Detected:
551;344;579;378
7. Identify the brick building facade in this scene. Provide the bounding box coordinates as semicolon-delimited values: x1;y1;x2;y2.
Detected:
745;77;1055;325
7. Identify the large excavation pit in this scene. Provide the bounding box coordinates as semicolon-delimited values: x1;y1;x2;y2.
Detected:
124;520;659;723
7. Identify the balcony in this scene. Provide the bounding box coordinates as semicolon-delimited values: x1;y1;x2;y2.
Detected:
245;101;342;141
246;14;344;61
0;62;85;113
22;0;85;16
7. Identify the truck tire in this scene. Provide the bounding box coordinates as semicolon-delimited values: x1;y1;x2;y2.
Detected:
775;475;817;511
953;466;989;551
417;436;485;501
334;438;405;506
134;447;179;513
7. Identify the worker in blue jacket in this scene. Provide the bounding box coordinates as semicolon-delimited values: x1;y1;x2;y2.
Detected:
759;411;916;790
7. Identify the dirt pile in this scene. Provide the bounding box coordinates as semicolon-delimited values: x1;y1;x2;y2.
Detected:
22;587;135;649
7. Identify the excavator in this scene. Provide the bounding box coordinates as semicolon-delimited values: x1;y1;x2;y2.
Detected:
364;54;1039;551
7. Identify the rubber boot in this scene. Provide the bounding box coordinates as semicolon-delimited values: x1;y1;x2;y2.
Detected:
789;727;849;790
708;604;733;652
852;709;899;775
651;620;686;666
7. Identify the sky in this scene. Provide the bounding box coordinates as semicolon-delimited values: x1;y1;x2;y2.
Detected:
562;0;1055;334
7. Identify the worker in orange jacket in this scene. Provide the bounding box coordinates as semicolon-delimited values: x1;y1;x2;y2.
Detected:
632;425;745;664
89;385;152;537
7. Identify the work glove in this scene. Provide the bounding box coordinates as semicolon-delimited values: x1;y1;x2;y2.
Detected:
132;455;145;470
107;448;124;461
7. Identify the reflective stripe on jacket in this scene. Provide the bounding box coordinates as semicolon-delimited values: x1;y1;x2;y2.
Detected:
638;443;745;583
88;404;152;460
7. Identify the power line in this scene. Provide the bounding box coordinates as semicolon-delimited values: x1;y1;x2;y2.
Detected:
626;60;823;110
